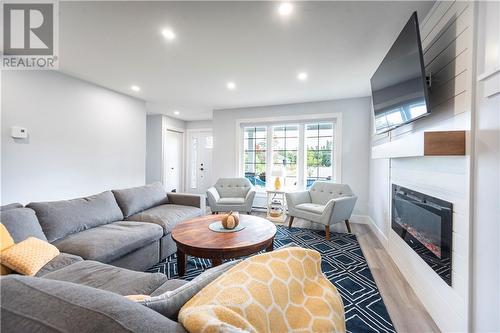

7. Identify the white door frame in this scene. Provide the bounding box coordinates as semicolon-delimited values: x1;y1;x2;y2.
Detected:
162;126;186;193
185;128;213;194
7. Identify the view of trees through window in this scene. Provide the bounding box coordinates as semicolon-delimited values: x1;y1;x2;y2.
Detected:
243;122;335;190
244;127;267;188
306;123;334;188
272;125;298;188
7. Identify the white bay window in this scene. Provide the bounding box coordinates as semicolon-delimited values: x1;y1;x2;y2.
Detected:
239;116;341;192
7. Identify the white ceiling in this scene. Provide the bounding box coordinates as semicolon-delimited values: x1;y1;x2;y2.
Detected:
59;1;434;121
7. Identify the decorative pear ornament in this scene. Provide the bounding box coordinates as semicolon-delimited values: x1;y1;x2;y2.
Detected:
221;211;240;229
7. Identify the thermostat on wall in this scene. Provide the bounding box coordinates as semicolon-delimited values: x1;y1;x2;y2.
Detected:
11;127;28;139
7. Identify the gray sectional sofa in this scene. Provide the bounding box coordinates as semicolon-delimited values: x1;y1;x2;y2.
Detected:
1;257;237;333
4;183;204;271
0;183;210;332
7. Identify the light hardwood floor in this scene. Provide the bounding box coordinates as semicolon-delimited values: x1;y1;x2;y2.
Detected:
258;212;441;333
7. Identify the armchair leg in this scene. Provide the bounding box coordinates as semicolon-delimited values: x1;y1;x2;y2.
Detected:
288;216;295;229
325;225;330;241
345;219;352;233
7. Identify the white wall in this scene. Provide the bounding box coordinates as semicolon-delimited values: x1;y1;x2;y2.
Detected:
145;114;187;189
367;156;390;238
212;97;372;215
163;115;186;131
368;2;475;331
186;120;213;130
146;115;163;184
471;1;500;332
1;71;146;204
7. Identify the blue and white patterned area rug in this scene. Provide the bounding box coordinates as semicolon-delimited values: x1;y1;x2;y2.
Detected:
146;225;396;333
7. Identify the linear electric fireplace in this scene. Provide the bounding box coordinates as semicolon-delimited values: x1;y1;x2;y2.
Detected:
392;184;453;285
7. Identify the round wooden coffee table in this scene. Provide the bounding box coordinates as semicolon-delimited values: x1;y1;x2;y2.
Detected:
172;214;277;276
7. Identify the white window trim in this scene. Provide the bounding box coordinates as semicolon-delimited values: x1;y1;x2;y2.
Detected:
235;113;343;191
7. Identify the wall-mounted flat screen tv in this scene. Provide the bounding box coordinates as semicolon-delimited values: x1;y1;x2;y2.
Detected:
370;12;430;134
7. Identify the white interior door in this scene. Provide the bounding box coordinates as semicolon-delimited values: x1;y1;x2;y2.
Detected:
164;130;183;192
187;130;213;194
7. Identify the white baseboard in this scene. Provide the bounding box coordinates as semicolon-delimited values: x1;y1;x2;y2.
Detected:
350;214;371;224
363;215;389;249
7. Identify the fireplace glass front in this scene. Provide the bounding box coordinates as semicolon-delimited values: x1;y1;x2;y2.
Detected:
392;184;453;285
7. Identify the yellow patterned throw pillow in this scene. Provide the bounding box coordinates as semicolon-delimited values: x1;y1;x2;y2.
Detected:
0;237;60;276
179;247;345;333
0;223;15;275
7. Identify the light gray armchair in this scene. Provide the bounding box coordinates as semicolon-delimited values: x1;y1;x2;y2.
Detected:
207;178;256;214
285;182;357;240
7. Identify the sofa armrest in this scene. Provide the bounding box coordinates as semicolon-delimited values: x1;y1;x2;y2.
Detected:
329;196;358;224
36;253;84;277
285;191;311;210
167;193;203;209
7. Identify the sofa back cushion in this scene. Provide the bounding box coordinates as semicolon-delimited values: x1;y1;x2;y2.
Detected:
0;208;47;242
42;260;168;296
0;203;23;211
214;178;252;198
309;182;354;205
134;260;241;320
112;183;168;218
27;191;123;243
0;275;184;333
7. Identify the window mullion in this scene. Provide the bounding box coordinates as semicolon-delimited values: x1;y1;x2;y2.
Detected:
298;125;305;190
266;125;272;189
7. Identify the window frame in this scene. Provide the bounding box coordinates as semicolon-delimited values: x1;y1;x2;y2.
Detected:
243;126;268;189
237;113;342;192
272;124;300;189
305;123;335;187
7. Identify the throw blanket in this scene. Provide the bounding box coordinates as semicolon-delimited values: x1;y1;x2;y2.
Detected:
179;247;345;333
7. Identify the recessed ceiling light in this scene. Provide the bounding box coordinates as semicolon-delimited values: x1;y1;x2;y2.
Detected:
173;110;180;115
278;2;293;16
297;72;308;81
131;85;141;92
226;81;236;90
161;28;176;41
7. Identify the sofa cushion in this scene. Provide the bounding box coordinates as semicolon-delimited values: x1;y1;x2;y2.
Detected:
150;279;190;296
0;203;23;211
134;260;240;320
112;182;168;218
217;197;245;205
36;253;84;277
295;203;326;215
52;221;163;263
27;191;124;243
126;204;202;234
0;275;186;333
0;208;47;242
42;260;168;296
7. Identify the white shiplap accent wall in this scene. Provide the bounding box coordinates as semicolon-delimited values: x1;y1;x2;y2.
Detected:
370;2;475;332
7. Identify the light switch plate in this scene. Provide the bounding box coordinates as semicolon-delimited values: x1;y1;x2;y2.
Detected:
11;126;28;139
